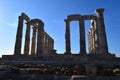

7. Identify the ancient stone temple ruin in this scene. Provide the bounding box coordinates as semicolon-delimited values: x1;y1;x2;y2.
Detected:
14;13;54;55
0;8;120;80
14;8;109;55
64;8;108;54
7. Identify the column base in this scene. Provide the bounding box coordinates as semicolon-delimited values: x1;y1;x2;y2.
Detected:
79;51;86;55
14;53;22;55
64;52;71;54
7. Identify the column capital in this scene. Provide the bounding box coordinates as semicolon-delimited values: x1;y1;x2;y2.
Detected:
25;22;31;27
95;8;104;13
78;18;84;22
18;16;23;20
64;19;70;23
32;26;37;30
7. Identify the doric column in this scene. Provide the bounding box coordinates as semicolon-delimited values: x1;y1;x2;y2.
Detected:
43;33;46;53
51;39;54;50
36;23;44;54
14;16;23;55
24;22;30;55
64;19;71;54
47;38;50;53
88;31;91;53
45;35;48;48
90;20;96;54
49;39;54;52
42;33;45;53
93;20;99;53
95;8;108;54
79;19;86;54
45;35;48;52
31;27;37;55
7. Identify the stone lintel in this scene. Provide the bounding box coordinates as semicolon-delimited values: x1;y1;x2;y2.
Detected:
64;52;71;54
67;14;81;18
66;14;97;22
82;15;96;20
67;14;82;21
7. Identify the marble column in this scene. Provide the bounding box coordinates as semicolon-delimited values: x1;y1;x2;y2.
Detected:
24;22;30;55
47;38;50;53
88;30;91;54
49;39;54;52
51;39;54;50
31;27;37;55
64;19;71;54
45;35;47;48
93;20;100;53
95;8;108;54
42;34;45;53
36;23;44;54
14;16;23;55
45;36;48;53
43;34;46;53
79;19;86;54
43;34;46;49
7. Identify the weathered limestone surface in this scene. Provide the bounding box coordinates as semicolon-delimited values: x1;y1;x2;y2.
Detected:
31;27;37;55
79;19;86;54
24;22;30;55
95;8;109;54
14;16;24;55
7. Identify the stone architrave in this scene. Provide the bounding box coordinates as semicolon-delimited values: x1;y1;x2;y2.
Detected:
31;27;37;55
95;8;108;54
24;22;31;55
79;19;86;54
14;16;23;55
64;19;71;54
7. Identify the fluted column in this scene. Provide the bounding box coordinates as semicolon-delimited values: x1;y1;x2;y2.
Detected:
14;16;23;55
49;39;53;52
88;32;91;53
95;8;108;54
45;35;47;48
47;38;50;53
37;23;44;54
45;36;48;53
64;19;71;54
24;22;30;55
93;20;100;53
31;27;37;55
43;34;47;53
79;19;86;54
42;33;46;53
51;39;54;50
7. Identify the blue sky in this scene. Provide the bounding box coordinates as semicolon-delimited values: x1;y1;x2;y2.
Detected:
0;0;120;57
